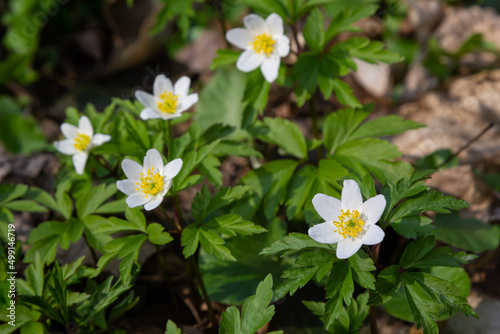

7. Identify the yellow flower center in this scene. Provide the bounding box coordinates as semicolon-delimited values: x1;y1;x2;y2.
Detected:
74;133;91;151
135;167;164;198
334;209;365;239
157;91;179;114
250;33;275;57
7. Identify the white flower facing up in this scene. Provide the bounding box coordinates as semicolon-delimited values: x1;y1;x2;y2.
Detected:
226;13;290;83
308;180;387;259
54;116;111;175
135;75;199;121
116;149;182;211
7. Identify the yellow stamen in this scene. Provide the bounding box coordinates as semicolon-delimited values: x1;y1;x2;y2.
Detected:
334;209;365;239
138;166;164;197
250;33;275;57
74;133;91;151
157;91;178;114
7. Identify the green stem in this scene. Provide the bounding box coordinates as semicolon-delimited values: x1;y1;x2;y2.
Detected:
159;204;180;231
156;245;179;310
364;245;379;334
309;98;323;161
188;255;215;324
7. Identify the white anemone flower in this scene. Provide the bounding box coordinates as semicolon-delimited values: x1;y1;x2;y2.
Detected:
116;149;182;211
226;13;290;83
54;116;111;175
135;75;198;121
308;180;387;259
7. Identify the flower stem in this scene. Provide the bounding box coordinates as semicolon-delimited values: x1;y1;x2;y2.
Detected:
364;245;379;334
309;98;323;161
159;204;180;231
156;245;179;310
188;255;215;325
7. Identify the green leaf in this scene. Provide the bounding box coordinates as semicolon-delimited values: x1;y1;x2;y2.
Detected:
350;39;403;64
432;212;500;253
200;218;287;306
243;71;271;113
324;4;378;40
323;107;370;154
240;0;288;18
205;214;267;237
181;224;200;259
210;49;241;70
390;191;470;222
391;216;435;239
276;251;337;298
260;233;335;257
333;137;413;183
324;261;354;329
348;250;376;290
399;236;436;269
285;165;317;220
165;320;182;334
333;78;362;108
303;8;325;52
199;154;223;187
147;223;173;245
24;219;83;264
93;234;148;281
3;200;47;213
24;187;59;213
0;183;28;205
233;160;299;220
402;275;440;334
76;183;117;219
219;274;278;334
350;115;424;140
191;185;251;223
368;265;401;306
197;67;247;135
259;117;308;159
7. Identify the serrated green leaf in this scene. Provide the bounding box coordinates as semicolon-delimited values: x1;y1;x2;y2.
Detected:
351;115;424;140
350;39;403;64
399;236;436;269
285;165;317;220
192;185;251;223
165;320;182;334
333;78;362;108
260;233;335;257
147;223;173;245
240;274;275;334
324;261;354;329
390;190;470;222
348;250;376;290
392;216;435;239
181;224;200;258
76;183;117;219
259;117;308;159
303;8;325;52
210;49;240;70
3;200;47;212
323;107;370;155
204;214;267;237
368;265;401;306
0;183;28;205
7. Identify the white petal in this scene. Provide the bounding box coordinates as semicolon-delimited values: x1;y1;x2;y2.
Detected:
122;159;143;180
117;179;139;196
126;192;149;208
336;238;362;259
54;139;77;155
177;93;198;113
144;149;164;172
144;196;164;211
312;193;341;222
308;222;344;244
244;14;268;34
135;91;156;109
78;116;93;137
362;194;386;226
261;56;280;83
236;50;265;72
72;153;88;175
154;74;173;97
226;28;254;49
266;13;284;36
174;76;191;98
61;123;78;139
361;225;385;245
276;35;290;57
341;180;363;212
91;134;111;146
163;158;183;179
159;113;182;120
140;108;162;120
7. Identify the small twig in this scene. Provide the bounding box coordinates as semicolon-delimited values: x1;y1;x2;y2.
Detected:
437;122;494;169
